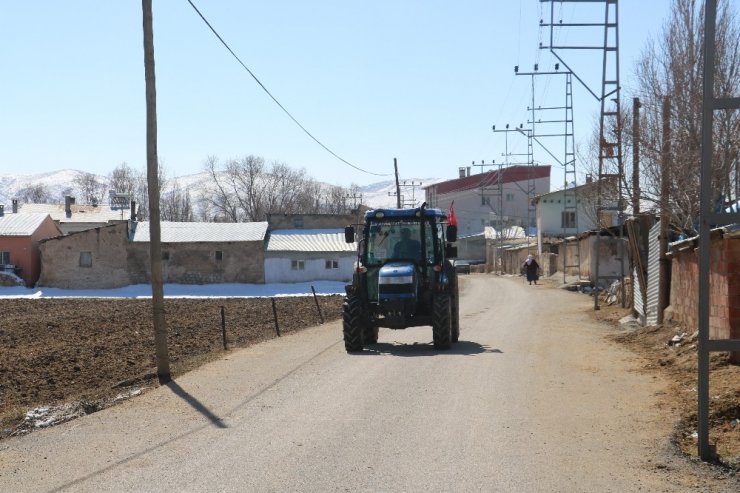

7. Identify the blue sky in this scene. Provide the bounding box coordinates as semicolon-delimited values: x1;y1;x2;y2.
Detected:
0;1;672;188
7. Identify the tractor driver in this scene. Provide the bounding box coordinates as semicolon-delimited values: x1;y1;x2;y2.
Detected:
393;227;421;260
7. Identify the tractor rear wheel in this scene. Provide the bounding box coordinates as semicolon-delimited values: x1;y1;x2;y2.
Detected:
363;325;379;345
450;270;460;343
343;296;365;352
432;293;452;350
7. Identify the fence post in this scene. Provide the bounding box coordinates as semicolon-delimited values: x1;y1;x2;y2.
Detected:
221;306;227;350
271;298;280;337
311;285;324;324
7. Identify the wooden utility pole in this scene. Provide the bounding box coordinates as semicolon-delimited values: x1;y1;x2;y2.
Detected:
632;98;641;216
394;158;401;208
657;96;671;325
142;0;170;383
631;97;642;318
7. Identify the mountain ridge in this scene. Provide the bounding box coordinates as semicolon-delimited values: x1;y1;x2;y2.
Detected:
0;169;444;211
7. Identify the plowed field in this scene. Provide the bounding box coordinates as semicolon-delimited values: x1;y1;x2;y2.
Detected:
0;296;343;438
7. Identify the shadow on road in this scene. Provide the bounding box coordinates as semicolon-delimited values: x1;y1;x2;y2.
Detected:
355;340;503;357
166;381;227;429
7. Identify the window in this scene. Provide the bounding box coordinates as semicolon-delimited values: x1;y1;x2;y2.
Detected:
561;211;576;229
481;196;491;206
215;250;223;261
79;251;92;268
162;251;170;261
0;251;9;265
506;193;514;201
292;217;304;229
325;260;339;269
291;260;305;270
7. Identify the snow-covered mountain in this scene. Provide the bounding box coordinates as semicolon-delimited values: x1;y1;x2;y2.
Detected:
0;169;444;211
0;169;89;205
358;178;444;209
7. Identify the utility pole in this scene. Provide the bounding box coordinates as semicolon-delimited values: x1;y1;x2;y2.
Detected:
394;158;401;208
142;0;170;384
657;96;671;325
632;97;641;216
632;96;642;319
399;180;423;207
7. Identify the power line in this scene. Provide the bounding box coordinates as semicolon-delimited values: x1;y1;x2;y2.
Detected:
184;0;391;177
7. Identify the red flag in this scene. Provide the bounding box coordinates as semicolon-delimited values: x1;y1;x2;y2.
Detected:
448;201;457;226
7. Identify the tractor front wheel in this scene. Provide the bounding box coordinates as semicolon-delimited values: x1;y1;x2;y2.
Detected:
432;293;452;350
343;296;365;352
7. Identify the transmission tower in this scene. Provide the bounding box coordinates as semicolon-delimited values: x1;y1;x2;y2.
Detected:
399;180;423;208
540;0;625;308
492;125;536;252
696;0;740;462
515;65;581;282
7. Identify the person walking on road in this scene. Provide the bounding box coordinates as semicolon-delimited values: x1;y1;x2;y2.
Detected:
523;254;540;285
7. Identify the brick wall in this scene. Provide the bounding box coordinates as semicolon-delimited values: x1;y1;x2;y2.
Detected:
670;235;739;362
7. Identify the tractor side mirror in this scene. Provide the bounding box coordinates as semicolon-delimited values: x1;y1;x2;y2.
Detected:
446;225;457;243
445;244;458;259
344;226;356;243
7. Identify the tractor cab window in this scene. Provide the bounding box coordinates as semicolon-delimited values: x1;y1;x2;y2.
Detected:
366;220;435;265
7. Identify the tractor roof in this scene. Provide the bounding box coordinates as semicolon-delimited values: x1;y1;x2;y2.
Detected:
365;208;447;220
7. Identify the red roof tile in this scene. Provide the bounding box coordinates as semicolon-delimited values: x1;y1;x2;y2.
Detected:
428;165;551;195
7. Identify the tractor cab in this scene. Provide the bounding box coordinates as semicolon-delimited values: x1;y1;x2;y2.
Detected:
342;203;460;351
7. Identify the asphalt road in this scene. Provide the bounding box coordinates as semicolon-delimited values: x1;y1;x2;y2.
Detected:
0;276;727;492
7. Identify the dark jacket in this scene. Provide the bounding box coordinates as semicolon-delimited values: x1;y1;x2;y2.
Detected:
523;259;540;282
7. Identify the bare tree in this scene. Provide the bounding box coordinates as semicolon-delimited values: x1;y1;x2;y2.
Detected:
161;178;194;222
73;171;107;204
201;155;247;222
16;184;53;204
634;0;740;233
201;155;349;222
108;162;163;220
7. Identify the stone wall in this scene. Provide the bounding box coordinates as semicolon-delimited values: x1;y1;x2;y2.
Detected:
267;213;360;230
39;222;265;288
155;241;264;284
38;223;130;289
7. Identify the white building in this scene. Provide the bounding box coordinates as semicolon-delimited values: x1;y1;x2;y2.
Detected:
534;178;620;255
264;229;357;283
424;165;551;238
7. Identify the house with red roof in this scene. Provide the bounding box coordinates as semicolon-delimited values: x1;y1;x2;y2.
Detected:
0;208;62;286
424;165;551;237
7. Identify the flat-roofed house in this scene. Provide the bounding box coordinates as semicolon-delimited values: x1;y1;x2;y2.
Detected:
264;229;356;283
19;195;132;234
38;221;269;289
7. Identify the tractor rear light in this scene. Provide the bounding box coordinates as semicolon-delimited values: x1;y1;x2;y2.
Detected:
433;264;442;272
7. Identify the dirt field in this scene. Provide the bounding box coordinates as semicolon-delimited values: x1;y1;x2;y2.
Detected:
590;300;740;470
0;296;343;438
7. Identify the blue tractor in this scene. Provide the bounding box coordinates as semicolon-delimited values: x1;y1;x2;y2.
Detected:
342;203;460;351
